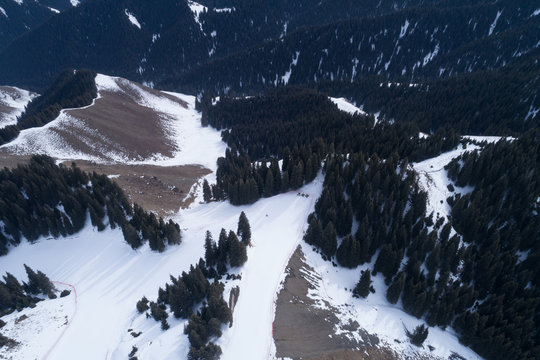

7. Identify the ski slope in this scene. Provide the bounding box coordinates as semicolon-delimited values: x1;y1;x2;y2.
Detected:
0;178;322;359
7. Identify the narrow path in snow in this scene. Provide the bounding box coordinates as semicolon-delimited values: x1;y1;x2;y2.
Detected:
42;281;78;360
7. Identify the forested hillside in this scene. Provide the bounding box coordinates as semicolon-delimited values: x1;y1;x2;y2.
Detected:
199;89;460;205
0;69;97;145
198;87;539;359
0;0;78;51
0;156;181;256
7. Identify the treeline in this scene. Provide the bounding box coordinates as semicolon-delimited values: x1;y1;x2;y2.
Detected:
445;131;540;359
200;88;460;205
136;213;251;360
0;265;55;317
303;132;540;359
0;69;97;145
0;155;180;255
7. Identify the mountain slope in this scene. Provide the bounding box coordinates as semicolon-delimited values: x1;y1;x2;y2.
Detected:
163;0;540;94
0;0;200;90
0;0;78;50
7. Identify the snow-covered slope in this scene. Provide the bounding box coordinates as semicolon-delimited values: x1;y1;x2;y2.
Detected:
0;86;37;128
0;178;323;360
297;242;482;359
330;97;367;116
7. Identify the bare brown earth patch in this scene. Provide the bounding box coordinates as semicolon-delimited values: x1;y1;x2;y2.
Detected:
69;160;210;217
274;247;444;360
0;154;209;216
61;79;188;161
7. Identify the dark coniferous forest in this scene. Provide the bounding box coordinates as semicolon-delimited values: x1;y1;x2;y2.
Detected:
0;155;181;256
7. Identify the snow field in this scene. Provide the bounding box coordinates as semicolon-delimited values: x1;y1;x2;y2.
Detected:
329;97;367;116
0;283;75;360
413;143;479;229
0;177;323;360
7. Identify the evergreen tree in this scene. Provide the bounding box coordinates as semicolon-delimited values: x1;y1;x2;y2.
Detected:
203;179;212;203
386;272;405;304
204;231;217;267
353;269;372;298
237;211;252;245
321;221;337;258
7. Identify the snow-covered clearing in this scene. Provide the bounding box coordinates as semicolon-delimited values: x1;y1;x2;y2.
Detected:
329;97;367;116
300;243;483;359
125;9;141;29
0;6;7;17
413;137;511;229
0;86;38;128
187;0;207;31
413;143;478;226
0;177;322;359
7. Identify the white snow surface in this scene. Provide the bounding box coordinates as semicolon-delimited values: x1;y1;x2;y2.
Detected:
188;0;207;31
399;19;410;38
462;135;515;143
1;74;226;171
12;0;23;5
0;6;6;17
300;243;483;359
329;97;367;116
70;0;80;6
47;6;60;13
125;9;141;29
489;10;502;36
0;86;38;128
0;177;323;360
532;8;540;17
413;143;478;226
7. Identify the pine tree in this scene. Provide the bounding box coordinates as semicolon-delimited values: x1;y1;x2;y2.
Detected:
203;179;212;203
407;324;429;346
237;211;251;245
204;231;217;267
386;272;405;304
353;269;372;298
321;221;337;258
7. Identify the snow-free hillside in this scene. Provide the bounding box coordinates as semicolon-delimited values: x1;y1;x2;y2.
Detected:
0;86;37;128
0;74;224;170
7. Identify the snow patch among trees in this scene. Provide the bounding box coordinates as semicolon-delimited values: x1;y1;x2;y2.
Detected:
125;9;141;29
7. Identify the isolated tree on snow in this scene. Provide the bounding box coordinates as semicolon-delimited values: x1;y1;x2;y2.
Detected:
237;211;251;245
353;269;373;298
406;324;429;346
203;179;212;203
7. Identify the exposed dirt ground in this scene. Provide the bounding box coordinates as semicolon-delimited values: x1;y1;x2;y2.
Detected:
0;155;209;217
274;247;402;360
71;160;210;216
